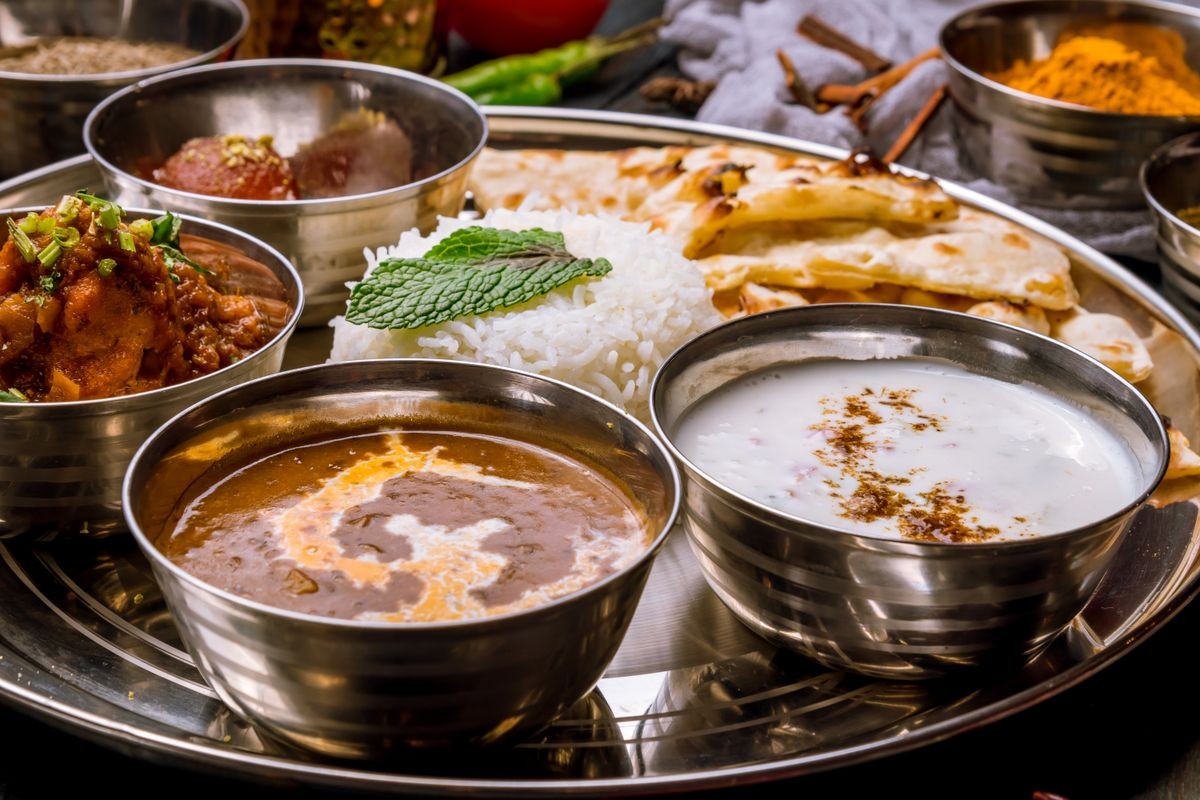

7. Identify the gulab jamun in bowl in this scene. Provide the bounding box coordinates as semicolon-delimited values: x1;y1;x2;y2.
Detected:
83;58;487;325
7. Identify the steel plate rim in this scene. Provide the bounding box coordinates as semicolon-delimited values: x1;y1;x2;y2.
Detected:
0;105;1197;795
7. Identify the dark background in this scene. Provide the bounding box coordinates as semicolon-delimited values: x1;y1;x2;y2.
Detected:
2;1;1196;797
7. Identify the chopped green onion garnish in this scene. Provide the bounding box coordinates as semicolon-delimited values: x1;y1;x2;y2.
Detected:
16;213;52;235
76;190;124;230
98;205;120;230
167;270;181;284
118;231;136;252
37;240;61;267
38;271;61;294
55;195;82;224
6;218;37;263
52;226;80;248
128;219;153;240
97;257;117;277
0;388;29;403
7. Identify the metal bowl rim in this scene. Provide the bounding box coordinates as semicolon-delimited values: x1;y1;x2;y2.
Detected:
0;0;249;84
1140;130;1200;238
649;302;1169;551
938;0;1200;121
122;356;683;632
82;57;489;209
0;202;304;411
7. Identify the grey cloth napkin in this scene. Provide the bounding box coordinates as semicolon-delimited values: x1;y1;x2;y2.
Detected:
660;0;1167;260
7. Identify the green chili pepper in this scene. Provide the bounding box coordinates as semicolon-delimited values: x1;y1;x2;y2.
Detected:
471;73;563;106
442;18;662;106
444;40;593;96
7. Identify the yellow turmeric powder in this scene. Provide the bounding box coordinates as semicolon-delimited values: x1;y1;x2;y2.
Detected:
989;22;1200;115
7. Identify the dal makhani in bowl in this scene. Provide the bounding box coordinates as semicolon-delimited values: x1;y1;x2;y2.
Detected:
124;359;679;756
651;304;1167;679
0;200;301;538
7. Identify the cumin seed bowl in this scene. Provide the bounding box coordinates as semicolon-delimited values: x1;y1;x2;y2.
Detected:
650;304;1168;680
939;0;1200;209
0;206;302;539
83;58;488;326
122;359;680;757
0;0;249;179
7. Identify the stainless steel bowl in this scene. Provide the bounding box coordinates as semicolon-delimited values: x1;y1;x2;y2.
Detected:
0;206;303;538
122;359;680;757
940;0;1200;209
0;0;248;180
1142;131;1200;315
650;304;1168;680
83;59;488;325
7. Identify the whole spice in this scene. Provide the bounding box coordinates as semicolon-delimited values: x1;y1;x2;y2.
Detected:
640;77;717;113
797;15;890;72
777;49;826;111
882;83;948;164
989;22;1200;115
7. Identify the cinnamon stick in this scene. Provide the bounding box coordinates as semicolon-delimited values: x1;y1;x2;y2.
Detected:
776;48;826;111
798;15;891;73
882;83;948;164
816;47;941;107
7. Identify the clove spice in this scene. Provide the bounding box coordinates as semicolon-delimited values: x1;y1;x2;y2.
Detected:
640;77;717;113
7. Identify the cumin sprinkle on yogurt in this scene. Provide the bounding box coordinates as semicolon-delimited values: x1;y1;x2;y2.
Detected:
674;359;1142;543
811;387;998;542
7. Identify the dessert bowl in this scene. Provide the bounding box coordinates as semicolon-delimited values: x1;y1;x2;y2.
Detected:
84;58;487;324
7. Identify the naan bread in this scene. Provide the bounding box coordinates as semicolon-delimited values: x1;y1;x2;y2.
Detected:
470;145;958;257
1166;426;1200;480
803;230;1077;309
898;287;976;311
738;282;808;314
966;301;1051;335
1049;310;1154;383
469;148;634;213
635;147;957;256
469;143;1145;377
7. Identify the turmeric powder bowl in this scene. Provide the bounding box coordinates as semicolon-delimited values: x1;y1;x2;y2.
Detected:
940;0;1200;209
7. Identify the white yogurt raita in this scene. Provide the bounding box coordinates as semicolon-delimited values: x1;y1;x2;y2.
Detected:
674;359;1141;542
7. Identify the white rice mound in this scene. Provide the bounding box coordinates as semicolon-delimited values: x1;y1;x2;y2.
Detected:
329;209;723;422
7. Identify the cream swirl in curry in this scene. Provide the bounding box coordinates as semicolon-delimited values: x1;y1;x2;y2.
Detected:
156;430;649;622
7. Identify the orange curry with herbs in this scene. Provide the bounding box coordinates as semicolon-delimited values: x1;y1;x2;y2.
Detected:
0;194;276;402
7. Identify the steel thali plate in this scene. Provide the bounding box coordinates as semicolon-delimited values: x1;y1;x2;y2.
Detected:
1;108;1199;796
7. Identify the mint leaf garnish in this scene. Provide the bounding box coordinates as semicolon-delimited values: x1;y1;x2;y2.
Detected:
345;227;612;330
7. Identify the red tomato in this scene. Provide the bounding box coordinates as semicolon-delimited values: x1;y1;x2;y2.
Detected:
449;0;610;56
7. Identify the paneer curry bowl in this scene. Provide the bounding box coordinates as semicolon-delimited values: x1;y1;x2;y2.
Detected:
0;194;302;537
122;359;679;756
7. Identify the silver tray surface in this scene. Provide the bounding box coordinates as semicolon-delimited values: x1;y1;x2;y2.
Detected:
1;108;1199;796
